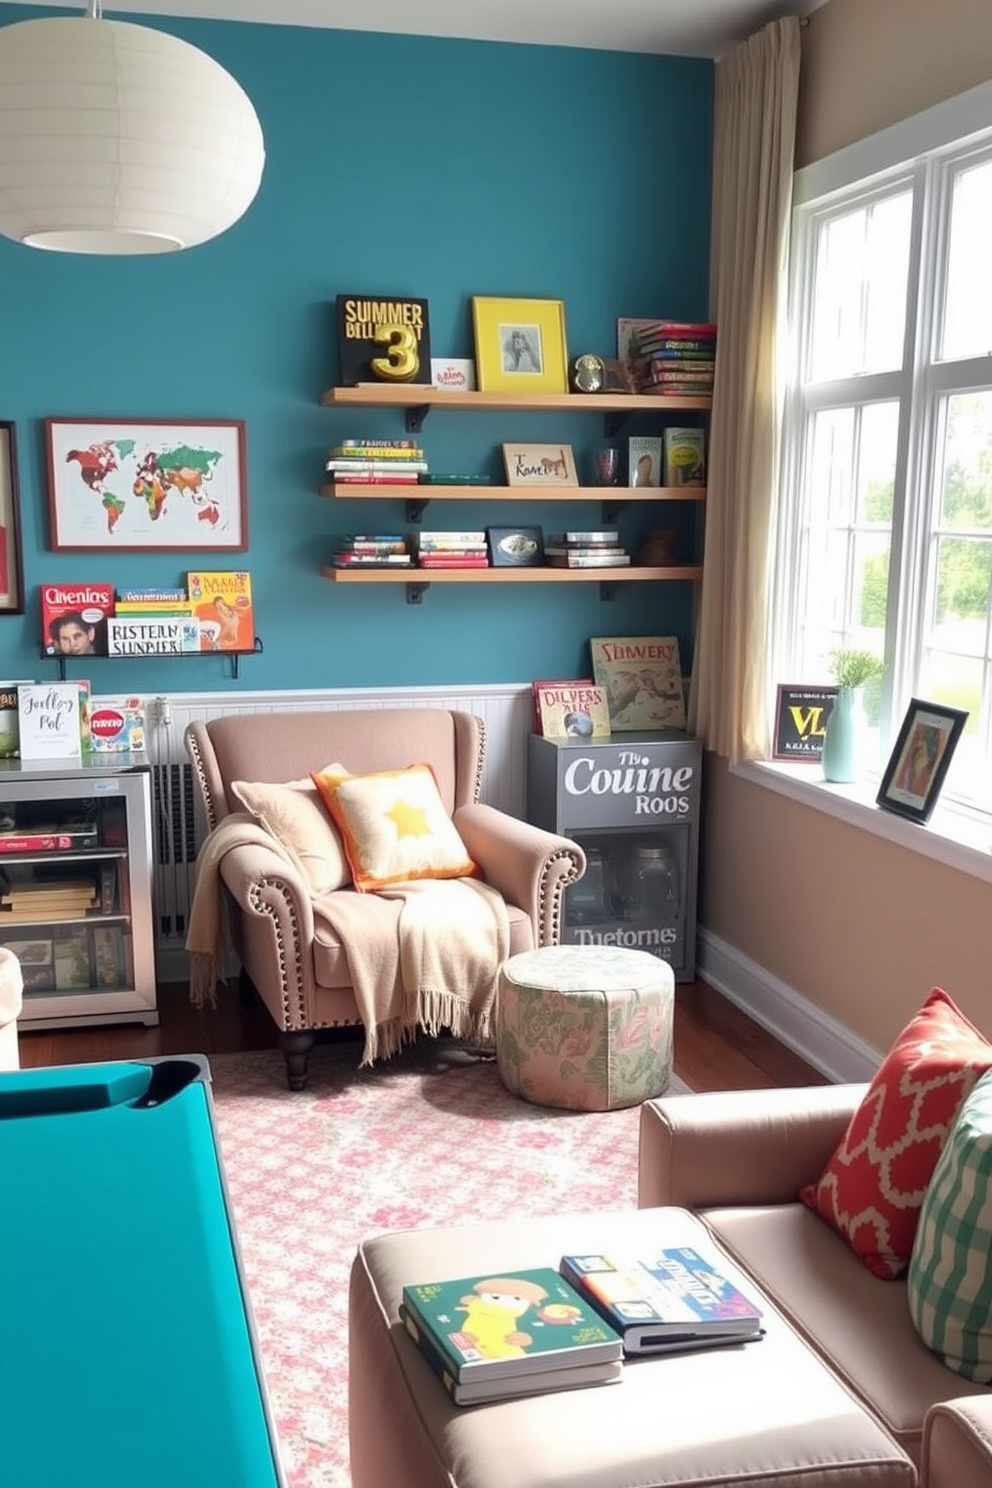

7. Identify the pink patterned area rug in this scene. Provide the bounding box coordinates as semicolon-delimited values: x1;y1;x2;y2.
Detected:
207;1038;690;1488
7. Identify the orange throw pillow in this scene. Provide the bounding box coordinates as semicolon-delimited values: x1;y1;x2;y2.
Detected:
311;763;477;893
799;988;992;1279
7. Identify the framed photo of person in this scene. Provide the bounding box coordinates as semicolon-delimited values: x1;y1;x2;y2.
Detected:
472;297;568;393
876;698;968;824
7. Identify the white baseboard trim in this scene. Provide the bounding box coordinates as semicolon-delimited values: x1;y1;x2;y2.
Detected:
696;928;881;1084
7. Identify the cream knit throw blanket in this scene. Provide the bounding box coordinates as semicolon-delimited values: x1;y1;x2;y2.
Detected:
185;812;510;1066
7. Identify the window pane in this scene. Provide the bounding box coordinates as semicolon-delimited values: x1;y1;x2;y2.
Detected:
941;157;992;361
809;193;912;381
795;403;896;676
919;391;992;804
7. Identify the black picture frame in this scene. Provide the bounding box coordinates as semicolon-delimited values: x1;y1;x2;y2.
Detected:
487;526;544;567
773;685;838;762
0;422;24;615
876;698;968;823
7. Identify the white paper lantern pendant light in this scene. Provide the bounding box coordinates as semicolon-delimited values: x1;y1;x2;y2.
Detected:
0;1;265;254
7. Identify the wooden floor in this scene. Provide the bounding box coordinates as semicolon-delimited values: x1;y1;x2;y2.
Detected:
16;977;828;1091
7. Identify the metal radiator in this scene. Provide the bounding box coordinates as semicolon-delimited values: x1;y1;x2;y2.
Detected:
142;683;532;976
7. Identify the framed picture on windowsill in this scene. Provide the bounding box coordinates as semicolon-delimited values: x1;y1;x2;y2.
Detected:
876;698;968;824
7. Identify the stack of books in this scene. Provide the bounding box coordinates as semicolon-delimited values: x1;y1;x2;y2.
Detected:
559;1245;763;1355
545;530;630;568
325;438;428;485
0;876;99;923
399;1267;623;1406
331;536;413;568
416;531;489;569
628;321;717;396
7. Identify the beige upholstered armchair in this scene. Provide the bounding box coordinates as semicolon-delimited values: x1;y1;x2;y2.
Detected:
185;708;585;1090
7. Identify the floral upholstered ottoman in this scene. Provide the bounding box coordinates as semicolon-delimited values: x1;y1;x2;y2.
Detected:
495;945;674;1111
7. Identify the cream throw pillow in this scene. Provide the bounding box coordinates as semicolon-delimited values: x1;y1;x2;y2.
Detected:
310;763;477;893
231;767;349;896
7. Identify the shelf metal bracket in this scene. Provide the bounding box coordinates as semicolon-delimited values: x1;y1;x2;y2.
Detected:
601;498;629;524
599;580;626;601
405;581;430;605
405;404;431;433
405;497;429;522
605;411;632;438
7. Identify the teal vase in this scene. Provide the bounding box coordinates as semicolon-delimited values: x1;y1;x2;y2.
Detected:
822;686;868;783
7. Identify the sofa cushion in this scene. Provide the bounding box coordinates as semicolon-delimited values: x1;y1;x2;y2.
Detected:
701;1201;990;1467
312;763;478;893
799;988;992;1279
908;1067;992;1383
230;770;350;896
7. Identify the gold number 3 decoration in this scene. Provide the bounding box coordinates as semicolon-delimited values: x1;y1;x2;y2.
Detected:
370;322;420;382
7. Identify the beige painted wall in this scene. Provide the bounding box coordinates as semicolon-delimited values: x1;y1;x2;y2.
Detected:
796;0;992;166
703;0;992;1049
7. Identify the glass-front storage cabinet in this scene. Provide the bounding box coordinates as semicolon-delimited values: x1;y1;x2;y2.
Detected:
527;730;702;982
0;755;156;1028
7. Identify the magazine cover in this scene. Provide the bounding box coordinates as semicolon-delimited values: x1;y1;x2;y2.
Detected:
536;684;611;740
590;635;686;731
186;570;253;652
40;582;114;657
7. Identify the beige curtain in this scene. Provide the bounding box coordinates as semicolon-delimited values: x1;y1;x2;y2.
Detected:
687;16;801;762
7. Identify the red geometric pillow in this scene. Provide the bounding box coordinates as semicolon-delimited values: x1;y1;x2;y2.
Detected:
799;988;992;1279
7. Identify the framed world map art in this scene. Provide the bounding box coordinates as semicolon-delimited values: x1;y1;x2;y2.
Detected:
45;418;248;552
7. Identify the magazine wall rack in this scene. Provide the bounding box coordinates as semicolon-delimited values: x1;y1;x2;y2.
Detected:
43;637;264;681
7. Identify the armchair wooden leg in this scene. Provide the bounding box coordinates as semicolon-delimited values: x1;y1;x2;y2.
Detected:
279;1031;316;1092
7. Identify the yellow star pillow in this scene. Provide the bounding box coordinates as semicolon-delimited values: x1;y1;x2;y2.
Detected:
310;763;478;893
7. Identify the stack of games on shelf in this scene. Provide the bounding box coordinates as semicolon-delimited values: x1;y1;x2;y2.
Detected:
325;438;428;485
416;531;489;569
628;321;716;396
545;530;630;568
331;536;413;568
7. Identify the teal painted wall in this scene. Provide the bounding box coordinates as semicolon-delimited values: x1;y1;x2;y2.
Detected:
0;7;713;692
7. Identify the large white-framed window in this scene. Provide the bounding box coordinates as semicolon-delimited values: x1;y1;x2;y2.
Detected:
771;88;992;816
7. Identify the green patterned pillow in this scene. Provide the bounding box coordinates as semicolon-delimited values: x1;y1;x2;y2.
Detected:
907;1066;992;1383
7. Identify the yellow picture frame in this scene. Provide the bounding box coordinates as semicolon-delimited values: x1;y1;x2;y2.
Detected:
471;296;569;393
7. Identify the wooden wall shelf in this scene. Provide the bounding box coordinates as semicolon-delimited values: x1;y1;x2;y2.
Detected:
321;564;703;604
319;481;707;523
320;384;711;433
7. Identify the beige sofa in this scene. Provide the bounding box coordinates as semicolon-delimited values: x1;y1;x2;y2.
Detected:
639;1085;992;1488
347;1083;992;1488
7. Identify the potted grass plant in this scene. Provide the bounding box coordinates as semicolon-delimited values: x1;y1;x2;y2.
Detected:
823;647;885;782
